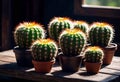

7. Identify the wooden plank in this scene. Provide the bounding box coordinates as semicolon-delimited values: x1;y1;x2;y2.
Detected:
0;50;120;82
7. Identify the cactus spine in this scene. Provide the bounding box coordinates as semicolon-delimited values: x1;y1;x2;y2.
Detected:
84;46;104;63
74;21;89;34
14;22;45;49
48;17;73;42
59;28;87;56
31;39;58;61
89;22;114;47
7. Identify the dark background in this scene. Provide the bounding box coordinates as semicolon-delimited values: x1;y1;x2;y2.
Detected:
0;0;120;55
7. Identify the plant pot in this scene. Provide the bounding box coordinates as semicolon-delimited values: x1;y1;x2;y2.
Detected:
103;43;117;65
85;61;102;74
32;59;55;73
13;46;33;67
59;55;83;72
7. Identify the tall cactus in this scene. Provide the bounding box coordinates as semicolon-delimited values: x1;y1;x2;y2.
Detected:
59;28;87;56
48;17;73;42
31;39;58;61
74;21;89;35
89;22;114;47
14;22;45;49
84;46;104;63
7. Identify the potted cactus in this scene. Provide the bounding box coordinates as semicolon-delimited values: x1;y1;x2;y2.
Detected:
59;28;87;72
13;22;45;67
31;38;58;73
89;22;117;64
84;46;104;74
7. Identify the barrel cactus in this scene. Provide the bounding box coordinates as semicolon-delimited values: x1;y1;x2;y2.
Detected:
74;21;89;35
89;22;114;47
31;39;58;61
59;28;87;56
14;22;45;49
48;17;73;42
84;46;104;63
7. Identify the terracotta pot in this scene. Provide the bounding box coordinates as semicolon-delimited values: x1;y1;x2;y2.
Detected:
32;59;55;73
59;55;83;72
85;61;102;74
103;43;117;65
13;46;33;67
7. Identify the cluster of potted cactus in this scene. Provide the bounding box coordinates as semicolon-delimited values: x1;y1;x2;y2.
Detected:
13;17;117;74
89;22;117;64
13;22;45;67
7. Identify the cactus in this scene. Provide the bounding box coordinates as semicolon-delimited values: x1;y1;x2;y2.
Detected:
31;39;58;61
59;28;87;56
14;22;45;49
84;46;104;63
48;17;73;42
74;21;89;35
89;22;114;47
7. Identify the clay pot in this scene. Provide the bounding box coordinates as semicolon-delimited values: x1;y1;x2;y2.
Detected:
59;55;83;72
32;59;55;73
13;46;33;67
103;43;117;65
85;61;102;74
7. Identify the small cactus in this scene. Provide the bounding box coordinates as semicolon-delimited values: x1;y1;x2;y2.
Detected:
14;22;45;49
84;46;104;63
59;28;87;56
31;39;58;61
74;21;89;35
89;22;114;47
48;17;73;42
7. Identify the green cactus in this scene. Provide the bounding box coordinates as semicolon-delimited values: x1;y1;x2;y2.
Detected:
74;21;89;34
14;22;45;49
89;22;114;47
59;28;87;56
84;46;104;63
31;39;58;61
48;17;73;42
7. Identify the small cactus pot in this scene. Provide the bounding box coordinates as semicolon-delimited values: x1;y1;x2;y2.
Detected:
13;46;33;67
32;59;55;73
84;46;104;74
59;28;86;72
59;54;83;72
103;43;117;65
31;39;58;73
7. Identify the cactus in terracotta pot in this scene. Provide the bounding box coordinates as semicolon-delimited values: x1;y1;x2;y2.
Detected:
31;38;58;73
89;22;114;47
13;22;45;67
84;46;104;74
48;17;73;42
88;22;117;65
14;22;45;49
59;28;87;72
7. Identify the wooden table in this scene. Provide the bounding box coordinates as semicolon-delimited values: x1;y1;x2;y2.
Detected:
0;50;120;82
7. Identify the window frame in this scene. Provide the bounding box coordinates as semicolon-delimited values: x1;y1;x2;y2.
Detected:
74;0;120;18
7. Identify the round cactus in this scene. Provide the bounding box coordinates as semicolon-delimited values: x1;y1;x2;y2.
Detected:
14;22;45;49
89;22;114;47
59;28;87;56
48;17;73;42
31;39;58;61
84;46;104;63
74;21;89;35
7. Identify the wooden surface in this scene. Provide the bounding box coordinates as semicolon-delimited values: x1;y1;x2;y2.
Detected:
0;50;120;82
